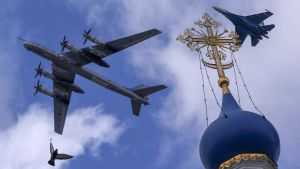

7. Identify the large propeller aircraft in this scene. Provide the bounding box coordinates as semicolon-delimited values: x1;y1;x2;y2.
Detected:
21;28;167;134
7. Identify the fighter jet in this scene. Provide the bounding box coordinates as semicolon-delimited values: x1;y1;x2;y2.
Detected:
21;28;167;134
48;140;73;166
213;6;275;46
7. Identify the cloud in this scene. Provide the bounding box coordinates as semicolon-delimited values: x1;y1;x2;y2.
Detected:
66;0;300;168
0;104;125;169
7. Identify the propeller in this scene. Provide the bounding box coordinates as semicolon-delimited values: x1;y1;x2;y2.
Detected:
34;80;42;96
83;28;92;45
34;62;43;78
60;35;68;53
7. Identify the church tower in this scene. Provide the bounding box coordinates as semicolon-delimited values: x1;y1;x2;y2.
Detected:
177;12;280;169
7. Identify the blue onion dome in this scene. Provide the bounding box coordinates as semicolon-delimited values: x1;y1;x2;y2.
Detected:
199;93;280;169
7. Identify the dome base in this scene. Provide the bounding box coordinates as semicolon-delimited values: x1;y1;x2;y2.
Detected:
219;153;278;169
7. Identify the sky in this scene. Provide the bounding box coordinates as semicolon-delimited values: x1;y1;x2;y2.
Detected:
0;0;299;169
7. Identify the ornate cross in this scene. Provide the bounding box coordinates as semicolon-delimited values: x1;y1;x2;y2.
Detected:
177;13;240;93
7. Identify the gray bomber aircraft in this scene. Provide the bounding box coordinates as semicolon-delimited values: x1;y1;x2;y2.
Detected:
213;6;275;46
48;140;73;166
21;28;167;134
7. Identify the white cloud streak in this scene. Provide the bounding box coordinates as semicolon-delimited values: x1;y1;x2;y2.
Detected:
0;104;125;169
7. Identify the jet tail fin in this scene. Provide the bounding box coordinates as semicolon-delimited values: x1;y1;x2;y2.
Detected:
262;24;275;31
251;36;260;46
130;84;167;116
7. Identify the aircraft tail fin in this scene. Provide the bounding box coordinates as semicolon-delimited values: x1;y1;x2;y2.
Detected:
130;84;167;116
262;24;275;31
251;36;260;46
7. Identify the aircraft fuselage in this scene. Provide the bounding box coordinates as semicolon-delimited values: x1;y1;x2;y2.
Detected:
23;42;149;104
236;16;268;38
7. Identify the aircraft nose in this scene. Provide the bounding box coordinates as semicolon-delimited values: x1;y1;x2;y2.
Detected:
23;42;34;51
213;6;227;14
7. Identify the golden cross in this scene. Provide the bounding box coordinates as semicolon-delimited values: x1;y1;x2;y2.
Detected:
177;13;240;94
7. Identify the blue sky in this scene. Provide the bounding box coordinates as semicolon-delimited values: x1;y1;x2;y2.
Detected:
0;0;300;169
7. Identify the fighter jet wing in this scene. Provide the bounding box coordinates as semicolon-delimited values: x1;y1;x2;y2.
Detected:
235;26;248;45
245;10;273;24
63;29;161;66
52;64;75;134
56;154;73;160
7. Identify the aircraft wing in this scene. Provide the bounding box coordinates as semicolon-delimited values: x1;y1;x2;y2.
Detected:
63;51;90;66
56;154;73;160
102;28;161;52
251;37;259;46
245;10;273;24
63;29;161;66
235;26;248;45
52;65;75;134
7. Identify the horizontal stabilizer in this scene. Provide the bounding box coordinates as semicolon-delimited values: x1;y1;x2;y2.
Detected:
262;24;275;31
131;99;142;116
130;84;167;116
131;85;167;97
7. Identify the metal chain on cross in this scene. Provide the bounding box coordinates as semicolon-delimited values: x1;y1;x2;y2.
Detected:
177;13;240;118
230;51;241;105
231;53;266;118
198;50;222;109
199;49;227;118
197;50;209;126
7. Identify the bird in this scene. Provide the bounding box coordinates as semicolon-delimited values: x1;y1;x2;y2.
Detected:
48;139;73;166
